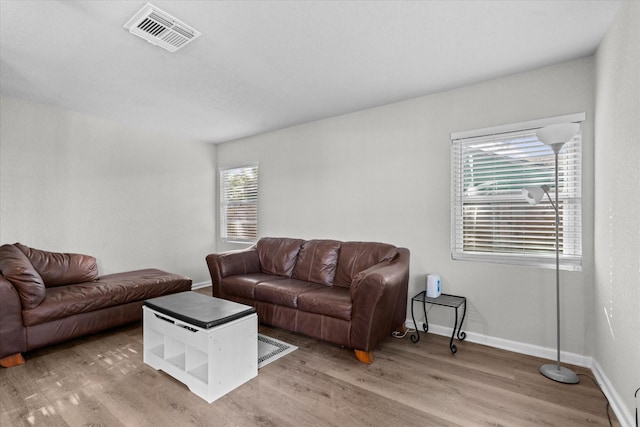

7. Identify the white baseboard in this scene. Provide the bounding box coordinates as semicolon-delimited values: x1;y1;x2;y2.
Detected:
591;359;635;427
404;320;591;366
191;280;212;290
404;319;634;427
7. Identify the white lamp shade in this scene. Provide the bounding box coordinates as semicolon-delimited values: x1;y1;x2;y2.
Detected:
522;186;549;205
536;123;579;152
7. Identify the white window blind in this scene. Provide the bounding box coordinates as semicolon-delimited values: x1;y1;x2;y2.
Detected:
451;115;583;270
220;164;258;242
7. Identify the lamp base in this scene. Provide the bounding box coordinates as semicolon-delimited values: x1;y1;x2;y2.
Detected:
540;363;579;384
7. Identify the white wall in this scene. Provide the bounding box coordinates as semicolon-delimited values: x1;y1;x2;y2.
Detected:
217;57;596;358
594;2;640;424
0;96;216;283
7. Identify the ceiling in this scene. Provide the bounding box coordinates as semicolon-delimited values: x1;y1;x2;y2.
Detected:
0;1;620;143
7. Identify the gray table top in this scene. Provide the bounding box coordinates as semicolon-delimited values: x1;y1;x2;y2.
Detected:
144;291;256;329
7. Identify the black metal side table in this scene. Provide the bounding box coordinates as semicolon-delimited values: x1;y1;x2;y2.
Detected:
410;291;467;354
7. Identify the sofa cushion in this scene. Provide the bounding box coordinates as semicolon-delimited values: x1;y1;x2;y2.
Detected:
297;286;352;321
0;244;46;309
218;249;260;277
333;242;397;288
22;269;191;326
292;239;341;286
15;243;99;287
256;238;304;277
220;273;284;300
255;278;325;308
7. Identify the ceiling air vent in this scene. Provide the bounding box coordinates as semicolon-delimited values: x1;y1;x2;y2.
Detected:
124;3;200;53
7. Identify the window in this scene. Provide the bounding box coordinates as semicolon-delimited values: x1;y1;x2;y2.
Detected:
220;164;258;242
451;114;584;271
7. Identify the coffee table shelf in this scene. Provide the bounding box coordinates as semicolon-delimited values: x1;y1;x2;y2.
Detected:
188;363;209;384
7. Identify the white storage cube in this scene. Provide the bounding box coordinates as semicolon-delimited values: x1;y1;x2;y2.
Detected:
143;306;257;403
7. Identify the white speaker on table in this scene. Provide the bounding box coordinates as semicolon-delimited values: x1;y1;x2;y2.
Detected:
426;274;441;298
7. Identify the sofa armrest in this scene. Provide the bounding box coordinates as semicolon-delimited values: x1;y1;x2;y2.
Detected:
0;277;27;359
206;247;261;295
349;248;410;352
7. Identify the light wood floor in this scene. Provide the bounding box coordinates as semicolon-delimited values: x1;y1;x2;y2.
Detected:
1;290;618;426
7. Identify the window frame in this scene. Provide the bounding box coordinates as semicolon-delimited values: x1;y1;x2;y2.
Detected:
450;113;585;271
219;163;259;243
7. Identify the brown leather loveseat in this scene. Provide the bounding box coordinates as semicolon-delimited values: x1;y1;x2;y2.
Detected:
0;243;192;367
206;237;409;363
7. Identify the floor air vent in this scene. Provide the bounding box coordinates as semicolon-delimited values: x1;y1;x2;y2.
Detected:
124;3;200;53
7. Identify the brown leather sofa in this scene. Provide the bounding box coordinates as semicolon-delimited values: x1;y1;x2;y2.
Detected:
0;243;192;367
206;237;409;363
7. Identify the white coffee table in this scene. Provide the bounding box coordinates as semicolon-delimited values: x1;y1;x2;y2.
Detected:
143;291;257;403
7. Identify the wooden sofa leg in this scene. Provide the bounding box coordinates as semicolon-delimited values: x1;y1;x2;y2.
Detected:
354;349;374;364
0;353;25;368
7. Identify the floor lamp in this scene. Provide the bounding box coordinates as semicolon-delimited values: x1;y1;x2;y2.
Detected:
522;122;580;384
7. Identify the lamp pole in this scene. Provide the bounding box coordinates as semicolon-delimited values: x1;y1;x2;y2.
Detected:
538;141;579;384
553;145;561;373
